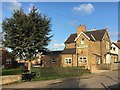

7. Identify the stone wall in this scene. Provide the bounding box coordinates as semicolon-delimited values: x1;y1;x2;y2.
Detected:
1;75;21;85
66;43;75;49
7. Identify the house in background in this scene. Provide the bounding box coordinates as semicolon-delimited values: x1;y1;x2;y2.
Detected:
0;47;13;68
42;51;62;67
110;40;120;62
105;40;120;64
61;25;112;71
42;25;118;72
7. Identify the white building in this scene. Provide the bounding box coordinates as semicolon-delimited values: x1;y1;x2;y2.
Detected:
110;41;120;62
106;41;120;64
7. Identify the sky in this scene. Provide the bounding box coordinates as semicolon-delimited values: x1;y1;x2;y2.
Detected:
1;1;119;51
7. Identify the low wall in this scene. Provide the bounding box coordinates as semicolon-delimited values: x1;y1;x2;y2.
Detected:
111;63;120;70
1;75;22;85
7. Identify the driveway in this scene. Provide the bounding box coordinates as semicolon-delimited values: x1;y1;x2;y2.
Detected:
2;70;120;89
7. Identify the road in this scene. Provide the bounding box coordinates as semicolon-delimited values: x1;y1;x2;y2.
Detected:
2;70;120;89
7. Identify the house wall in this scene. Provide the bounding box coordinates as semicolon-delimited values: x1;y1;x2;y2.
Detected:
76;34;89;68
110;43;119;62
1;48;13;68
101;32;111;63
42;54;61;67
65;43;75;49
88;41;102;70
61;54;76;67
110;44;119;54
106;54;111;63
118;49;120;61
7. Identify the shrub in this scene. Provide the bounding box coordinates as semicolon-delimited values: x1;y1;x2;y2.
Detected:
31;66;88;81
2;68;22;76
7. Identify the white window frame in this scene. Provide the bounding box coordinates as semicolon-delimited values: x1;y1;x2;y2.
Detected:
65;58;72;64
79;57;87;63
6;59;11;64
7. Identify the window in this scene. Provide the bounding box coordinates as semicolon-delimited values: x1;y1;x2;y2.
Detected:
113;47;116;51
81;38;84;44
110;47;112;50
65;58;72;64
6;59;11;64
51;58;55;63
79;57;87;63
97;57;101;64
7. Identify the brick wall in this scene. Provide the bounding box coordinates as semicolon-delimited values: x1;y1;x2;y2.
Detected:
61;54;76;67
42;54;61;67
65;43;75;49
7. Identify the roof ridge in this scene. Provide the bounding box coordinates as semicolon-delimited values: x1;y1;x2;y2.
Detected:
86;29;107;33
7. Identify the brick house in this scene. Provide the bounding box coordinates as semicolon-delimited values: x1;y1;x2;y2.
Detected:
42;51;62;67
41;25;118;72
61;25;111;71
0;47;13;68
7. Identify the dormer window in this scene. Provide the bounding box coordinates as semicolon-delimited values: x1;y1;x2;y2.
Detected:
81;38;84;44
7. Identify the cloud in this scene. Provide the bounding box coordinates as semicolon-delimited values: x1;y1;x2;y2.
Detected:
53;43;65;50
28;4;39;13
73;3;95;14
9;0;22;11
28;4;34;12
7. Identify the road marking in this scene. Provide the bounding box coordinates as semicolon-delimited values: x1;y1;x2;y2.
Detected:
105;75;118;83
101;83;111;90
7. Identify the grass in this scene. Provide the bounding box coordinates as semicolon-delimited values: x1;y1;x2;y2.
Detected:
2;68;23;76
31;66;90;81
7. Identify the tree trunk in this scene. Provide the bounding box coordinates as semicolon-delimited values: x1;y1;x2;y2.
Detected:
28;60;31;72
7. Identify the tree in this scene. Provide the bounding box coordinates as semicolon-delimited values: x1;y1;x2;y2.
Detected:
2;7;52;71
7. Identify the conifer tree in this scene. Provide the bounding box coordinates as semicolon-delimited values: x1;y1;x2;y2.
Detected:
2;7;52;70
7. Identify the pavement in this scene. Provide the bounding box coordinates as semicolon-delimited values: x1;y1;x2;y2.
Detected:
1;70;120;89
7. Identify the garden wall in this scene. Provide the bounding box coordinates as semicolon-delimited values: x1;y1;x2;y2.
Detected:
1;75;21;85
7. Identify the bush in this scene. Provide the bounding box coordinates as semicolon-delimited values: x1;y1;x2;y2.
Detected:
2;68;22;76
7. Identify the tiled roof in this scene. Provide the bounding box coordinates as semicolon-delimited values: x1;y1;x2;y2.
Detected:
115;41;120;49
43;50;62;55
64;33;77;44
85;29;106;41
116;42;120;49
65;29;107;44
106;52;118;56
62;48;76;54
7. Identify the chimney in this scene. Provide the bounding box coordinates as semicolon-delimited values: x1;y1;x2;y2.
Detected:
77;25;86;36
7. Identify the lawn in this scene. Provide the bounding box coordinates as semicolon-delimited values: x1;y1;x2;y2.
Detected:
31;66;90;81
2;68;23;76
